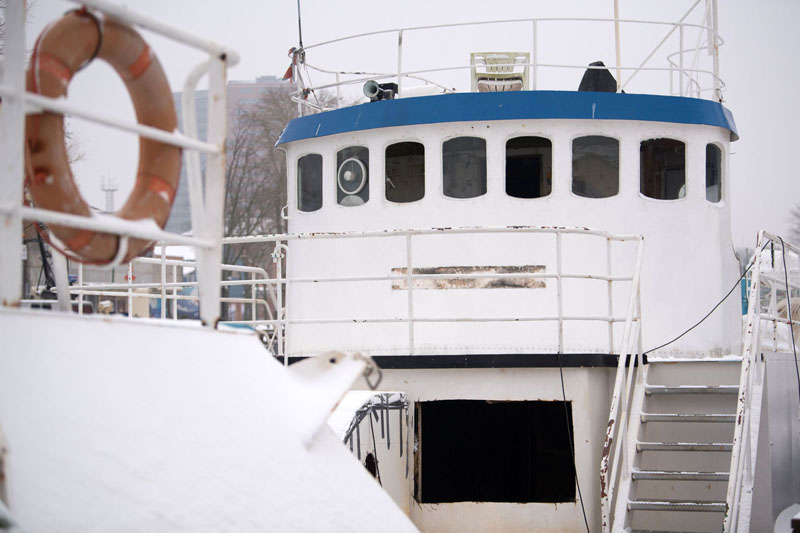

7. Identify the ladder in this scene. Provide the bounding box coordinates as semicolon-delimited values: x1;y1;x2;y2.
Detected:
612;357;741;532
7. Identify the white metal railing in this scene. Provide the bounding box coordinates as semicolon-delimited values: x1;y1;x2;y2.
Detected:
287;0;722;114
724;231;800;531
221;226;644;362
600;239;645;533
0;0;237;327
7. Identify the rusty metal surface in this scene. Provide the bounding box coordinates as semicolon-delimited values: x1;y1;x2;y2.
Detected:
391;265;546;290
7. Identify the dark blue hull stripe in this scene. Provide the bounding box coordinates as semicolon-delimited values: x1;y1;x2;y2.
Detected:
277;91;738;145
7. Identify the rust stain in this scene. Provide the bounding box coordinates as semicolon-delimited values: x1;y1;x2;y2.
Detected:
599;418;615;499
391;265;546;290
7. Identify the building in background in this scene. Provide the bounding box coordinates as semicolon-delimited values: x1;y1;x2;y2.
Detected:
166;75;289;234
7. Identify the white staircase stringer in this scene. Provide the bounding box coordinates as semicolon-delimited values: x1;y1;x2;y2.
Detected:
610;362;649;533
735;353;766;532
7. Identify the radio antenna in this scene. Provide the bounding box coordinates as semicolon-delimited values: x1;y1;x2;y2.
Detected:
296;0;304;48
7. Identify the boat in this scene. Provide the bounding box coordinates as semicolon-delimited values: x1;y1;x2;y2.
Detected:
1;0;799;531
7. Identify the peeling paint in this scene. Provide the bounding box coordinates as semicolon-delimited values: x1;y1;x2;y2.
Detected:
391;265;545;290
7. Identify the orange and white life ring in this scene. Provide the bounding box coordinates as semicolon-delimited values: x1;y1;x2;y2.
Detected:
25;9;181;263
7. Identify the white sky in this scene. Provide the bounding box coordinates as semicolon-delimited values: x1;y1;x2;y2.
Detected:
21;0;800;248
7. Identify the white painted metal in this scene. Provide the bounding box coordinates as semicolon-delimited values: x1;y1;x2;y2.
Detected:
725;231;800;532
0;0;26;308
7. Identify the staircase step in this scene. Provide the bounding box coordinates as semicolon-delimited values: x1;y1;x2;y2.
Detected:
632;470;729;481
637;442;732;452
645;384;738;395
641;413;736;423
628;500;726;512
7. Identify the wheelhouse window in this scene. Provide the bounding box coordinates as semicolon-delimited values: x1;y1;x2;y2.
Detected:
386;141;425;203
415;400;576;503
706;144;722;203
297;154;322;212
572;136;619;198
336;146;369;206
443;137;487;199
506;136;552;199
640;138;686;200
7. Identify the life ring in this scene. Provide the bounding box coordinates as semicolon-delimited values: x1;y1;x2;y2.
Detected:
25;10;181;264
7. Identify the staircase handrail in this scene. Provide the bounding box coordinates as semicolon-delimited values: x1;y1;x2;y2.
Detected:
724;230;799;531
600;237;645;533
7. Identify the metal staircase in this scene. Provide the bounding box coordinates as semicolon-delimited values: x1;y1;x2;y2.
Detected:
616;357;741;532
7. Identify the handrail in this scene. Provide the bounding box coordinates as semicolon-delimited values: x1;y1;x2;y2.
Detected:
600;236;645;532
286;3;723;115
0;1;235;328
724;231;800;531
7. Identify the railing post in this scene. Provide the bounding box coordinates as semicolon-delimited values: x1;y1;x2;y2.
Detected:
172;264;178;319
127;261;134;316
607;238;614;353
406;234;415;355
195;52;228;328
397;30;404;96
78;263;84;315
250;271;257;321
556;232;563;354
0;0;25;309
679;23;685;97
160;243;167;319
531;19;538;90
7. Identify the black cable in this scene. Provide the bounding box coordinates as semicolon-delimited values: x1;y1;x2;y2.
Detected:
557;352;591;533
644;242;769;356
777;237;800;408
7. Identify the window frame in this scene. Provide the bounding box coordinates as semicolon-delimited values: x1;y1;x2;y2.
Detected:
638;136;688;202
441;134;488;200
570;133;621;200
295;152;324;214
383;138;427;204
334;145;370;208
705;142;724;205
504;133;554;200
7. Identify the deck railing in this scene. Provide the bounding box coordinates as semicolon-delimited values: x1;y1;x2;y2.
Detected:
599;239;645;532
724;231;800;531
287;0;723;114
0;0;237;328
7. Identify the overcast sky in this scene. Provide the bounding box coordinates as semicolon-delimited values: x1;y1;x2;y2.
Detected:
20;0;800;249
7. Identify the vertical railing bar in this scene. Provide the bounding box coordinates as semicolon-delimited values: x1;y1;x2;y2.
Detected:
275;243;286;362
77;263;84;315
172;264;178;320
607;238;614;353
556;232;564;354
679;23;685;97
127;261;133;316
335;72;341;109
397;30;404;96
160;243;167;319
251;271;257;321
406;234;415;355
531;19;538;90
195;51;228;328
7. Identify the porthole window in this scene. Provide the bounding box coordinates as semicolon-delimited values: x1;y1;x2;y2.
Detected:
336;146;369;206
506;136;552;199
572;136;619;198
297;154;322;212
706;144;722;203
443;137;487;199
386;141;425;203
640;138;686;200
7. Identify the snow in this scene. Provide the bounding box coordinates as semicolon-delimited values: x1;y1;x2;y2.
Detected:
0;308;417;532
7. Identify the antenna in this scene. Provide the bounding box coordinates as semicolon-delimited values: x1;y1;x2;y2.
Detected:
296;0;304;48
101;175;118;213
